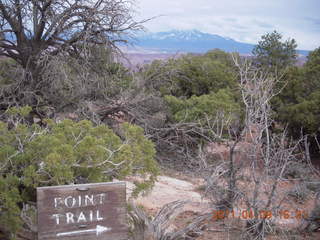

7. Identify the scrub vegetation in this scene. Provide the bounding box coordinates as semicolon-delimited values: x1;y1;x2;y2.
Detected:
0;1;319;239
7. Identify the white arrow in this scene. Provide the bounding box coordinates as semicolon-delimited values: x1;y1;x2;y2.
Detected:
57;225;111;237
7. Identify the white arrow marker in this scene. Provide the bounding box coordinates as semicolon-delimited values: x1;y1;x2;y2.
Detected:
57;225;111;237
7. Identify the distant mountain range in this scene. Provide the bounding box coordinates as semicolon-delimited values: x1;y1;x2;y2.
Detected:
130;30;309;56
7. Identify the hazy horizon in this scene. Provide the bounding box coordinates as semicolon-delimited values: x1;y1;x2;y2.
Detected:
136;0;320;51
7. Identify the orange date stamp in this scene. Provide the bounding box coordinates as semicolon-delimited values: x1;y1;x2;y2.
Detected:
212;209;308;220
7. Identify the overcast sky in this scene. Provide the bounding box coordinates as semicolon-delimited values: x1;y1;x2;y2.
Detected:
136;0;320;50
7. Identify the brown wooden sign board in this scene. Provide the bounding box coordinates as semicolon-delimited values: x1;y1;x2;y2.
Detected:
37;182;127;240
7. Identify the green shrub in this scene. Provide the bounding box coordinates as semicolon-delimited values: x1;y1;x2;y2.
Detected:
165;88;241;126
169;53;237;97
0;113;158;237
273;47;320;151
140;50;238;98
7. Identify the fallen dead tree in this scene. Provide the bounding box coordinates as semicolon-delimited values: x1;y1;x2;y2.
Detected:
129;200;210;240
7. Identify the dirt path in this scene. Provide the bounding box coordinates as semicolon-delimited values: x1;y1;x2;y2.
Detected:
121;173;320;239
125;175;210;214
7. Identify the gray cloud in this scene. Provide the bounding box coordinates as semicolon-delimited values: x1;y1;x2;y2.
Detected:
224;18;237;23
253;20;274;29
137;0;320;50
304;17;320;31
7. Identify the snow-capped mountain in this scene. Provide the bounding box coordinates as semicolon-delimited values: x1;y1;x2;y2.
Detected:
131;30;309;56
133;30;255;54
139;30;232;42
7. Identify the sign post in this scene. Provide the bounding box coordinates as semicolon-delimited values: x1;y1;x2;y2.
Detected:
37;182;127;240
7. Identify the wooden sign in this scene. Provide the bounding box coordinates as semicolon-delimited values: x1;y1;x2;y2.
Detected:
37;182;127;240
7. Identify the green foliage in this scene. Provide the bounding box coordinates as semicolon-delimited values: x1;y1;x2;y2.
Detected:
6;106;32;119
307;47;320;65
204;49;239;69
0;175;22;236
139;49;243;145
138;58;176;95
0;115;158;236
141;50;237;98
171;53;237;97
165;89;240;123
274;47;320;139
253;30;297;73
